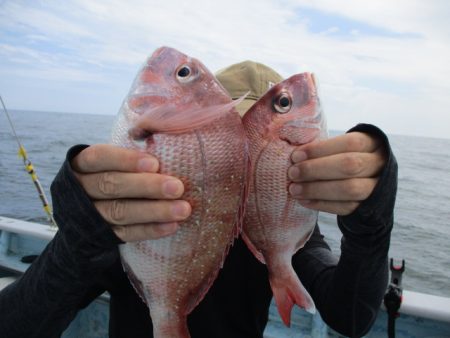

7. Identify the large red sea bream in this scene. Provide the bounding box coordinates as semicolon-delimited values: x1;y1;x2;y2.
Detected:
111;47;249;338
242;73;327;327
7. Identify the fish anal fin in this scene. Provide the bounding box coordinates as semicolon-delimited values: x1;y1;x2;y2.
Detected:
121;257;148;305
235;146;252;238
241;232;266;264
184;233;239;315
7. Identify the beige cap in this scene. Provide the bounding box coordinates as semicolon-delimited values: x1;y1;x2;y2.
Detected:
216;61;283;116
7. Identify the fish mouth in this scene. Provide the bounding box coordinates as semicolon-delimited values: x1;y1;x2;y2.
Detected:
276;114;324;146
129;126;152;141
125;93;170;141
126;101;171;143
283;117;322;129
150;46;167;59
127;93;171;116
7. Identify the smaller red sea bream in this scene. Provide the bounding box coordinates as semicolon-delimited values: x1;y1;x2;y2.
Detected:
242;72;327;327
111;47;249;338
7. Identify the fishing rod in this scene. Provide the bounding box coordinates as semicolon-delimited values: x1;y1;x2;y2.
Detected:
0;95;57;227
384;258;405;338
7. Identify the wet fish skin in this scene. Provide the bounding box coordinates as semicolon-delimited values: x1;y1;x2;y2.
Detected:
241;72;327;327
111;46;249;338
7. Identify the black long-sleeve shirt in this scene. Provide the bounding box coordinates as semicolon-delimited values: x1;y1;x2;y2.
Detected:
0;124;398;338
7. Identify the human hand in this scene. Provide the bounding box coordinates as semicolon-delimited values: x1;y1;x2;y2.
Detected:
288;132;387;215
71;144;192;242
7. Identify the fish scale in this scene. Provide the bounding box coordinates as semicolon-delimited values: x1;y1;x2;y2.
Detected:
111;47;249;338
134;115;246;329
242;72;327;328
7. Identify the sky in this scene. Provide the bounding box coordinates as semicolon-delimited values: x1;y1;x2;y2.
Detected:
0;0;449;139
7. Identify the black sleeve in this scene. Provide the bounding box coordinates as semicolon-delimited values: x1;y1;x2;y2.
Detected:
0;145;122;338
293;124;398;337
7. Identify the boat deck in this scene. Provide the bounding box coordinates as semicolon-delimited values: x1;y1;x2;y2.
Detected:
1;216;449;337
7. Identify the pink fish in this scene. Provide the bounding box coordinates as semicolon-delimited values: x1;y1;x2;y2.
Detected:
111;47;249;338
242;72;327;327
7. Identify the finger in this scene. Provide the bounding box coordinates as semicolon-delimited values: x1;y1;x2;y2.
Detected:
112;222;179;242
72;144;159;173
95;199;192;225
291;132;381;163
298;199;360;216
288;148;385;182
77;171;184;199
289;178;378;201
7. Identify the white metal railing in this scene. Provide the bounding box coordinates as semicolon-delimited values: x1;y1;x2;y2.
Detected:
0;216;56;242
1;215;450;332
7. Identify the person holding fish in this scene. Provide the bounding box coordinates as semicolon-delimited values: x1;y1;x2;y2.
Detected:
0;48;397;338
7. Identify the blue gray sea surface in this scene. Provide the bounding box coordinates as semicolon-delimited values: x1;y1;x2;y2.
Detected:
1;110;449;298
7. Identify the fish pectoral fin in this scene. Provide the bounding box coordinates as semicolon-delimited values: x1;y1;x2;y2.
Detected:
133;93;248;134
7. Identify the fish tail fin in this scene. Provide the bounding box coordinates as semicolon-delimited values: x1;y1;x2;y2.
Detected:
269;269;315;327
150;311;191;338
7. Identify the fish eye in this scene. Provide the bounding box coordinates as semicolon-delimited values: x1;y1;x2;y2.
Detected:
273;92;292;113
176;64;193;83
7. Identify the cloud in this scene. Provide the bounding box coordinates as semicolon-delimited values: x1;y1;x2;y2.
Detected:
0;0;449;138
288;0;450;39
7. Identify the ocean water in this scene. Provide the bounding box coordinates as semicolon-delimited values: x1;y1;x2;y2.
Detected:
1;110;449;298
